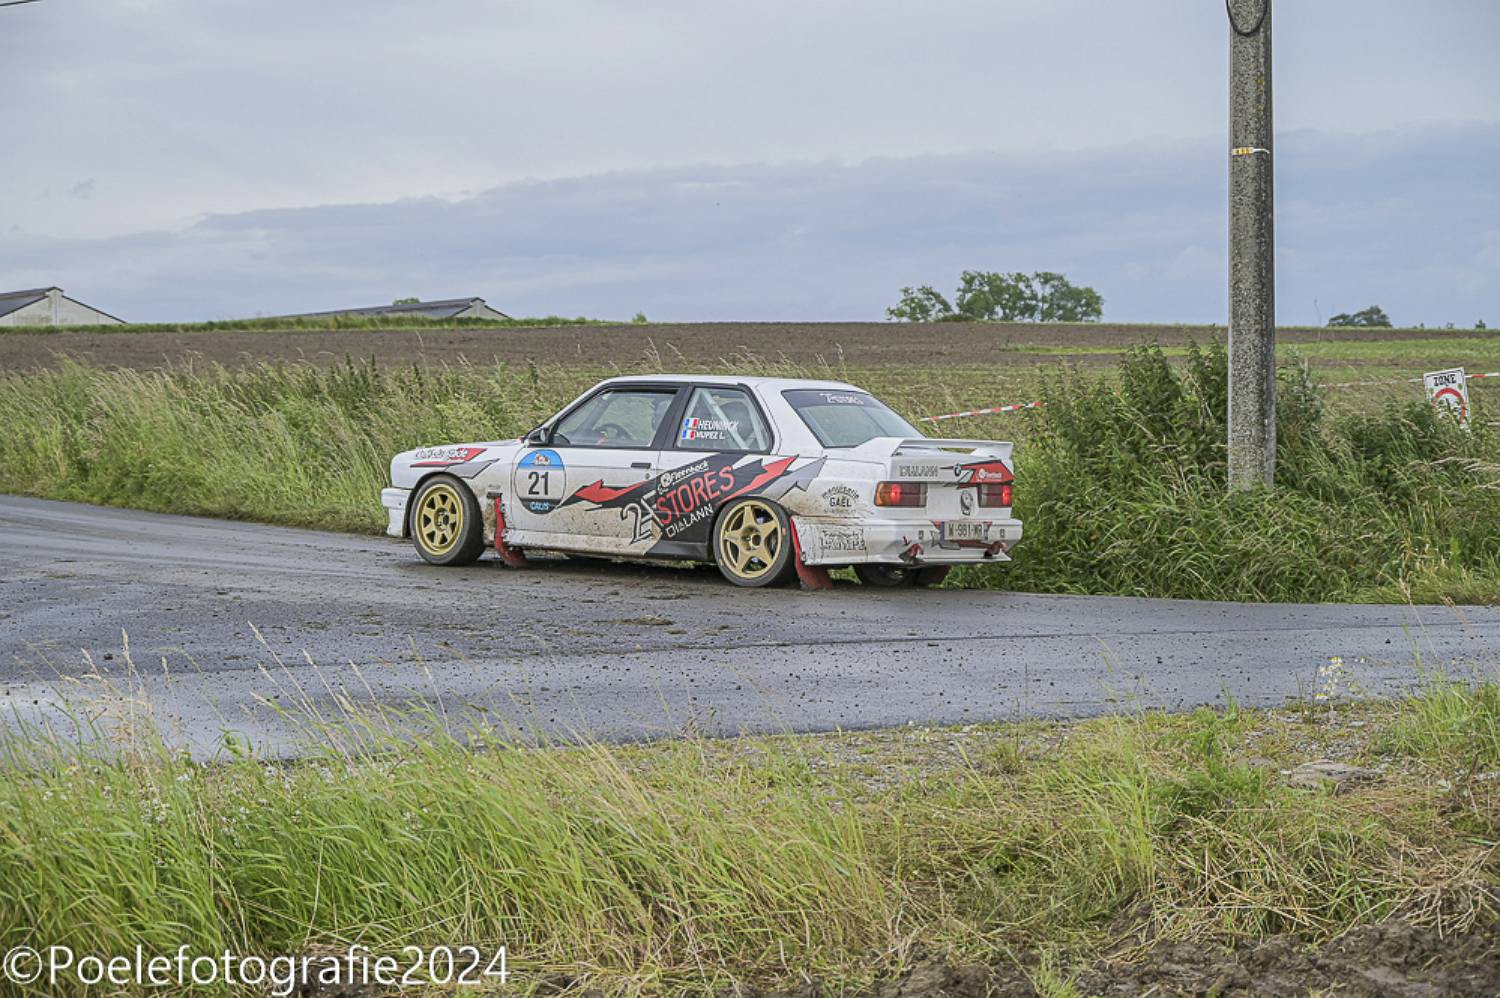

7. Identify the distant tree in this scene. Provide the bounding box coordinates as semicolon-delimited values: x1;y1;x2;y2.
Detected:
887;285;954;322
1327;305;1391;328
392;297;420;305
1033;271;1105;322
631;312;649;324
1478;319;1488;330
955;271;1038;321
889;271;1103;322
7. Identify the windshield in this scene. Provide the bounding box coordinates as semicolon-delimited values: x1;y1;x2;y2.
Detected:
782;389;922;448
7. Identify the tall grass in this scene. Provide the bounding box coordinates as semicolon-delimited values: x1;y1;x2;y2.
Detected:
0;724;886;993
2;692;1496;994
0;359;593;532
973;342;1500;602
0;345;1496;600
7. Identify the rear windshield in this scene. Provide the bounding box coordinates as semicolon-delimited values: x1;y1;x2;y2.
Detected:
782;389;922;448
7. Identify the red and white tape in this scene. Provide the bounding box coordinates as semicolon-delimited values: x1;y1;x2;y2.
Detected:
919;401;1045;423
918;371;1500;423
1315;371;1500;390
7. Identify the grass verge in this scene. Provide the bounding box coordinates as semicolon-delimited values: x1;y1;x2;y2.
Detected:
2;682;1498;995
0;343;1496;601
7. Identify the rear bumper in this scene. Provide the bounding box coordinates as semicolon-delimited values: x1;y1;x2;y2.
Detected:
380;487;409;538
792;516;1023;567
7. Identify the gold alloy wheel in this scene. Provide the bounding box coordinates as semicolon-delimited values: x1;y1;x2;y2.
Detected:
414;482;465;557
717;498;782;581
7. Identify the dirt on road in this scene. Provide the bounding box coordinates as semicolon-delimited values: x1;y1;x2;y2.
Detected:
5;321;1491;372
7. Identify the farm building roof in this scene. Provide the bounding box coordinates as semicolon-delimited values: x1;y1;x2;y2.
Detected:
0;287;58;319
277;297;510;321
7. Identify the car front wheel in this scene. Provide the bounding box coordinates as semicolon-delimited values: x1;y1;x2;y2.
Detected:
409;476;486;566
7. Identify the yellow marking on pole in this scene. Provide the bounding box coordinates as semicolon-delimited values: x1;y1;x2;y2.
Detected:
1231;146;1270;157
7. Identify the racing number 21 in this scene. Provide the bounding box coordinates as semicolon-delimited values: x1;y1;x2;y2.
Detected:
525;470;551;497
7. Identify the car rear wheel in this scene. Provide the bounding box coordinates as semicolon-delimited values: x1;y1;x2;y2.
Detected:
713;497;795;587
410;476;486;566
854;563;918;587
855;564;949;587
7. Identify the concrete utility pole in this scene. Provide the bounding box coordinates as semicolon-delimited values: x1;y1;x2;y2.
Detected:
1226;0;1275;490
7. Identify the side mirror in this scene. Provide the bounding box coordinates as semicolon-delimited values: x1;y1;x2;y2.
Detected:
524;426;549;446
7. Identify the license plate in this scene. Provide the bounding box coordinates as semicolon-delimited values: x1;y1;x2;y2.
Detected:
940;520;991;542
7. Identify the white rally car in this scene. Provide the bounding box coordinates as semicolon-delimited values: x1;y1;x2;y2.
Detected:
381;376;1022;587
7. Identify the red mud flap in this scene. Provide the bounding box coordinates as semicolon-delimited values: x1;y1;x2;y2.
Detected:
492;497;530;568
915;566;951;586
788;517;833;590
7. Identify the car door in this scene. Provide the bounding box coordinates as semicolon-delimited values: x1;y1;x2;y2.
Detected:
507;385;682;553
649;384;781;556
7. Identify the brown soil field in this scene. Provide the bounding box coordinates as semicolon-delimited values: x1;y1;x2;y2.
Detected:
736;919;1500;997
4;321;1495;372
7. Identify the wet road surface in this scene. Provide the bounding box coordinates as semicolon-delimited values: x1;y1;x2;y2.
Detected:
2;496;1497;758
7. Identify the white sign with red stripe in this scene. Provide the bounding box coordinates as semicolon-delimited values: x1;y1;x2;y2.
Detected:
1423;368;1471;429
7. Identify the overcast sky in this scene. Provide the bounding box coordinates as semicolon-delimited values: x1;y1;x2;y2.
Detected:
2;0;1497;325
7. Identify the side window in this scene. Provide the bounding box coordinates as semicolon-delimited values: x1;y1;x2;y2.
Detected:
676;387;772;452
553;389;676;448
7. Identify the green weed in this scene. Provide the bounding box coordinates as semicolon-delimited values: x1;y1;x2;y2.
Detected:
1;344;1497;603
2;692;1497;995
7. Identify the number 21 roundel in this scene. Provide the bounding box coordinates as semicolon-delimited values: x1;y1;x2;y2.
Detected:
515;449;566;514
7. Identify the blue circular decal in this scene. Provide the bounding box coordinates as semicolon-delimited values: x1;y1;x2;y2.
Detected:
515;449;566;514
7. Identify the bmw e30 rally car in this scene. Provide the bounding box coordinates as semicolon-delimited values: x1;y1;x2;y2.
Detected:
381;376;1022;587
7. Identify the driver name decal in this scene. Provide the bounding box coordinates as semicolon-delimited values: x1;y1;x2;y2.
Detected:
680;417;738;443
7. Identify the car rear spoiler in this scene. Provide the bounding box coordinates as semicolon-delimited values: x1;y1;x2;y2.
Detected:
894;435;1014;450
889;438;1013;460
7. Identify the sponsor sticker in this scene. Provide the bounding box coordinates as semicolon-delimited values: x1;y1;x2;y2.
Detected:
821;484;859;511
895;462;944;479
954;459;1014;486
819;525;867;556
560;455;802;549
658;458;711;489
412;445;487;467
655;462;740;538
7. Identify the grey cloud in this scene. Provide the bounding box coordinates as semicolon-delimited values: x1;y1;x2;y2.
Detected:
4;124;1495;327
2;1;1498;240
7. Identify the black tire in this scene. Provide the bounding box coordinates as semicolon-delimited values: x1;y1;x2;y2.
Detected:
712;497;796;588
409;475;486;566
855;563;921;587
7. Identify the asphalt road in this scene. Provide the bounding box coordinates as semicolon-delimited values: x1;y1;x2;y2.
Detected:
2;496;1497;758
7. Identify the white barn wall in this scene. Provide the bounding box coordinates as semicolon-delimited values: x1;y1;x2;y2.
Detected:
0;289;124;327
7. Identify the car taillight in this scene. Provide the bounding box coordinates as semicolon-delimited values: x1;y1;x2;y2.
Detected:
874;481;927;507
978;482;1013;508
